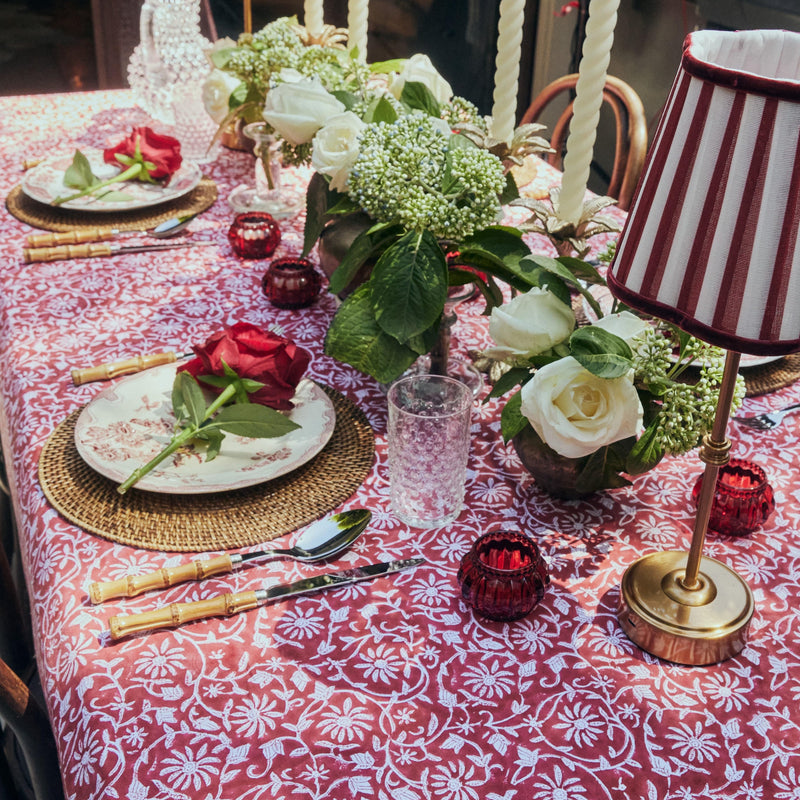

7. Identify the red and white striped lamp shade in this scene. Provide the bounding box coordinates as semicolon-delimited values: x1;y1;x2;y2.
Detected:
608;29;800;356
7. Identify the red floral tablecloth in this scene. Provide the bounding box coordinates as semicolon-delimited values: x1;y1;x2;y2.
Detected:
2;90;800;800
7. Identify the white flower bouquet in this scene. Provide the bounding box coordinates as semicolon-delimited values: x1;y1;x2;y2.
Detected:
484;248;746;495
259;52;552;383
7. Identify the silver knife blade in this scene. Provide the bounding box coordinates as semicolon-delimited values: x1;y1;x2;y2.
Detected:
258;557;425;603
111;241;214;255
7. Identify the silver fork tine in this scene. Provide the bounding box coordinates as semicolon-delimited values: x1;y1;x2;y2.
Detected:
733;402;800;430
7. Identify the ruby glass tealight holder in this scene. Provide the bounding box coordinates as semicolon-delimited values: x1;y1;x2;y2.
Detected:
457;530;550;621
692;458;775;537
228;211;281;259
262;257;322;310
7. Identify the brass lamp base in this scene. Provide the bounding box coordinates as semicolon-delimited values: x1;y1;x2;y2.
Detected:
618;550;754;666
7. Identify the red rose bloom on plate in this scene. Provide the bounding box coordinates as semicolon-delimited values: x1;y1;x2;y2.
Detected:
104;126;183;183
179;322;311;411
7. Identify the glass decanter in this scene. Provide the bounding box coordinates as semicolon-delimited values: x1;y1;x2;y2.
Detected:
127;0;212;124
228;123;303;218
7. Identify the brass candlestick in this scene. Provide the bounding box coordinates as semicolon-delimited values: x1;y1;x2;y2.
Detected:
617;350;754;665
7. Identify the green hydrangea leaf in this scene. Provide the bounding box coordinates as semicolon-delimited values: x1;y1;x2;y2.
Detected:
400;80;441;117
211;404;301;438
569;327;633;378
371;230;448;343
575;443;634;494
368;58;407;74
368;95;399;124
303;172;337;257
326;222;402;295
457;228;538;293
499;172;520;205
324;285;420;383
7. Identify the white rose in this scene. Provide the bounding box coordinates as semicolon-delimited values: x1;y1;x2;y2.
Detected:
486;287;575;360
311;112;366;192
389;54;453;104
201;68;242;123
591;311;649;345
263;78;345;145
520;356;644;459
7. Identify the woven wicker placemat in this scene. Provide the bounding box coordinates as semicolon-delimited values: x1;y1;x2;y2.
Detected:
38;386;375;552
743;353;800;397
6;177;218;232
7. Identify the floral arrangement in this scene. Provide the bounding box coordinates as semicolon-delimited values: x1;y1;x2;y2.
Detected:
54;127;182;206
201;15;365;160
481;248;746;494
254;51;551;383
118;323;310;494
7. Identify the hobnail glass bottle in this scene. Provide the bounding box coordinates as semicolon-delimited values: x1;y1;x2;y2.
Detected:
127;0;212;124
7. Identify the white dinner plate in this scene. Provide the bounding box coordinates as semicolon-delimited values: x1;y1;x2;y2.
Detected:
21;150;202;212
74;364;336;494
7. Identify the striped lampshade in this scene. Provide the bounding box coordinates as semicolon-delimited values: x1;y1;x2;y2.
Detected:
608;29;800;356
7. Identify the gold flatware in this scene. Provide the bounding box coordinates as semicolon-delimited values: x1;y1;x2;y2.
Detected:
23;240;213;263
26;212;200;248
90;510;372;603
108;557;424;640
71;352;189;386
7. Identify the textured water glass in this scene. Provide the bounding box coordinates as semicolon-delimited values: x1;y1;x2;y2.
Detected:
171;83;219;163
387;375;472;528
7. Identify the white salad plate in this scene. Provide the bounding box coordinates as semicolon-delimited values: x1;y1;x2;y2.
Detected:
74;364;336;494
21;150;202;212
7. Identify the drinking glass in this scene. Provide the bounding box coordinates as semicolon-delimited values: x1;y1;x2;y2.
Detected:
387;375;472;528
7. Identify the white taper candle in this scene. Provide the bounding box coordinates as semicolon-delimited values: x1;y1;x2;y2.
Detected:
304;0;324;35
491;0;526;144
556;0;621;224
347;0;369;59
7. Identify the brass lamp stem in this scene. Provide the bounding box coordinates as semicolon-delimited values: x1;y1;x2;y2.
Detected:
243;0;252;33
682;350;741;588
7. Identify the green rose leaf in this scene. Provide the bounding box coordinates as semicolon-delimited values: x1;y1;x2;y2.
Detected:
63;150;99;190
211;403;301;438
486;367;533;401
555;256;606;286
400;80;441;117
331;90;360;110
569;327;633;378
368;58;407;74
192;427;225;462
457;228;538;294
499;172;520;205
371;230;448;343
368;95;399;124
173;371;207;427
500;390;529;443
324;285;420;383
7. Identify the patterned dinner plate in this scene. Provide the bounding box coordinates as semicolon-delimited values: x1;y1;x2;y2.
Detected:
21;150;202;212
74;364;336;494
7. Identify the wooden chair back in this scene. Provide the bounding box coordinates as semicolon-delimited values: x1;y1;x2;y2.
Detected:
520;73;648;211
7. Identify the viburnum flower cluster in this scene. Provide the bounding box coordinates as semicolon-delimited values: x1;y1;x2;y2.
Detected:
346;115;506;241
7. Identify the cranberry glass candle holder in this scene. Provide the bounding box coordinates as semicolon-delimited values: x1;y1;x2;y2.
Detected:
458;530;550;621
262;257;321;309
228;212;281;259
692;459;775;537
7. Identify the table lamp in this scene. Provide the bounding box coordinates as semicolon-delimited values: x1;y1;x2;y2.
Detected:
607;28;800;665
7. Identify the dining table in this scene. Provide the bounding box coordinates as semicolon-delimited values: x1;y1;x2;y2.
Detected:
2;88;800;800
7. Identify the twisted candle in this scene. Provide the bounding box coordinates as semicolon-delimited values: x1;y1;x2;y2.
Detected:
491;0;526;144
304;0;324;35
556;0;621;224
347;0;369;59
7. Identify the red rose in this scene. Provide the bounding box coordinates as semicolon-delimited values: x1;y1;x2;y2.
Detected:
103;126;182;183
179;322;311;411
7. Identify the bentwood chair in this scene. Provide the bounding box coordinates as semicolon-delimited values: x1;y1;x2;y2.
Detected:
520;73;648;211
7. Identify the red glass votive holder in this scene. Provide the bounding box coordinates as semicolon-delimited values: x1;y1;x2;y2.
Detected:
262;257;322;309
692;459;775;537
228;212;281;259
457;530;550;621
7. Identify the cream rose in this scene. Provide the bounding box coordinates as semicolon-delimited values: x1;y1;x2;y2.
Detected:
311;112;366;192
591;311;649;345
486;287;575;360
520;357;644;459
263;78;345;145
389;54;453;104
201;68;242;123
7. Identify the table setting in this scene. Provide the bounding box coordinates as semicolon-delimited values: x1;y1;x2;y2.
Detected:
2;2;800;799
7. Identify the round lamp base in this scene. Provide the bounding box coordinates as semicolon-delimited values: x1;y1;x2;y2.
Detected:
618;550;754;666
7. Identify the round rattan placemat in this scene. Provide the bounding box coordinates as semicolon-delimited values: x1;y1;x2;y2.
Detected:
38;386;375;552
6;177;218;232
743;353;800;397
